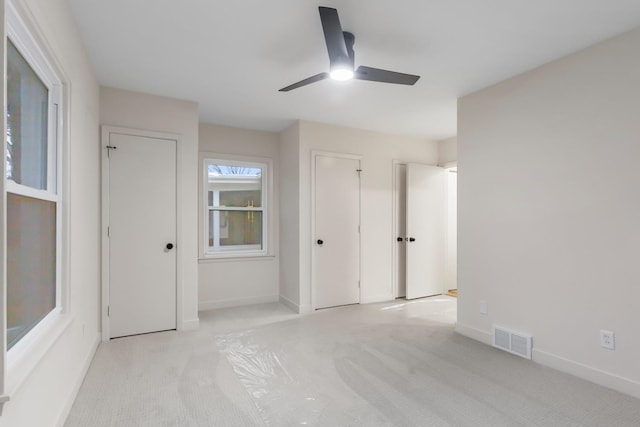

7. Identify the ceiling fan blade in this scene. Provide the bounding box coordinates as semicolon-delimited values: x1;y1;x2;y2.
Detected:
319;7;349;66
279;72;329;92
355;66;420;85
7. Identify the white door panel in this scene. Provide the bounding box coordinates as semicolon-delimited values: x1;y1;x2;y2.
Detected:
445;168;458;292
394;163;407;298
314;155;360;309
108;133;177;338
406;163;444;299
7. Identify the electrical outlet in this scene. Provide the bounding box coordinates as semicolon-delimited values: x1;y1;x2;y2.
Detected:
479;300;488;315
600;330;615;350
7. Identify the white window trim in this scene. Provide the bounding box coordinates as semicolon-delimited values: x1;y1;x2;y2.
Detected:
199;152;273;260
2;0;71;402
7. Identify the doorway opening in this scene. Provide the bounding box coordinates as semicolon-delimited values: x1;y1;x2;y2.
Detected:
392;161;457;301
444;166;457;297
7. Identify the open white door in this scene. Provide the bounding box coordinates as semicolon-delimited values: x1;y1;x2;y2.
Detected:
393;163;407;298
313;154;361;309
106;131;177;338
444;167;458;294
406;163;444;299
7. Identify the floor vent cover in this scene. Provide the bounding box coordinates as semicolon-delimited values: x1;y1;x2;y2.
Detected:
492;325;532;360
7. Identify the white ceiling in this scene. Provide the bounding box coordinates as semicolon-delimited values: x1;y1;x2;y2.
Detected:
67;0;640;139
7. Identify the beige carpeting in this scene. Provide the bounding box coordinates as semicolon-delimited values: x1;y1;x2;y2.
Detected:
65;297;640;426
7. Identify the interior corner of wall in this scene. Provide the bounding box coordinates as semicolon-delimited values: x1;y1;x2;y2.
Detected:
278;295;299;314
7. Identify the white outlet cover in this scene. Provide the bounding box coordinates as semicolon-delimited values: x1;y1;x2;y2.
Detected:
600;330;615;350
479;300;488;315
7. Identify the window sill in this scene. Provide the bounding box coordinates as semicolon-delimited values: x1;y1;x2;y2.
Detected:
198;255;276;263
6;309;73;396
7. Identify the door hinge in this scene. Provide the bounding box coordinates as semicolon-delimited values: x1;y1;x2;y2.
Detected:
358;225;360;233
107;226;110;237
107;306;110;317
358;280;361;288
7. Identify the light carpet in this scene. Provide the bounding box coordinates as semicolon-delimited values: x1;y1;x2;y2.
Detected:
65;297;640;426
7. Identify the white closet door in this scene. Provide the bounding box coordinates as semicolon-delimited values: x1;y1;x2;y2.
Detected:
108;132;177;338
314;154;361;309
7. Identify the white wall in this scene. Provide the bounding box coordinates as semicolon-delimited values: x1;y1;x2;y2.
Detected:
457;27;640;398
438;137;457;165
0;0;101;425
438;137;458;292
293;121;438;311
278;123;301;311
198;123;280;310
100;87;200;330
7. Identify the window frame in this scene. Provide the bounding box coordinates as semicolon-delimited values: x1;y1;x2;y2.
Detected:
200;153;272;260
3;0;70;397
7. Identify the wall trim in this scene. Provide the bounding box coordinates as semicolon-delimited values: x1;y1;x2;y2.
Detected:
455;322;492;345
181;318;200;331
533;348;640;399
6;313;73;396
298;304;312;315
361;294;394;304
456;322;640;399
278;296;312;315
198;295;279;312
198;255;276;264
439;160;457;168
55;333;100;427
279;295;299;313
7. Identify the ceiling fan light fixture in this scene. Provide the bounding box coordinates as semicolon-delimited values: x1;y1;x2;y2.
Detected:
329;66;354;81
278;7;420;92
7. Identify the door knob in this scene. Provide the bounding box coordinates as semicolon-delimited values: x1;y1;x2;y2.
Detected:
166;243;174;250
317;239;324;245
409;237;416;242
397;237;403;242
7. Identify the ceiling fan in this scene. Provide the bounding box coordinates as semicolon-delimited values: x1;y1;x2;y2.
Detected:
279;6;420;92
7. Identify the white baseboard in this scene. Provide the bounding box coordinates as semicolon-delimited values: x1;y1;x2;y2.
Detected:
533;348;640;399
279;295;299;313
181;318;200;331
56;333;100;427
361;294;394;304
278;296;311;315
298;304;312;315
198;295;279;311
455;322;640;399
455;322;492;345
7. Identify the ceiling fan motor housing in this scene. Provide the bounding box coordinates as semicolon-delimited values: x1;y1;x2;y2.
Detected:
342;31;355;69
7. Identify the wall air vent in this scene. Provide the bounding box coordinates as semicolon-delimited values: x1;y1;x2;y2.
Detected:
492;325;532;360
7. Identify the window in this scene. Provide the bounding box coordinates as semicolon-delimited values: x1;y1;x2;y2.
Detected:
6;19;63;351
203;158;268;257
